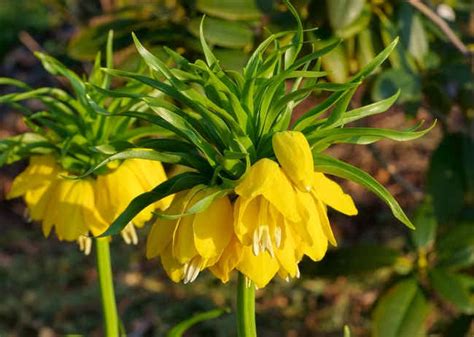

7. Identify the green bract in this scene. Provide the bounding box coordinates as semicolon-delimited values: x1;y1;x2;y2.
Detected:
90;1;433;236
0;32;163;175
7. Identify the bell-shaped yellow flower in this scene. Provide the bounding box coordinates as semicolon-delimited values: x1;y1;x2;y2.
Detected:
146;186;234;284
210;155;358;288
272;131;314;192
8;155;171;243
95;158;172;243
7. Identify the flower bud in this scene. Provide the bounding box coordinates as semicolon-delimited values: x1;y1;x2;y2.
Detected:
272;131;314;192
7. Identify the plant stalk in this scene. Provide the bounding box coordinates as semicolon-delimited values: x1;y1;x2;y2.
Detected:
96;237;119;337
236;272;257;337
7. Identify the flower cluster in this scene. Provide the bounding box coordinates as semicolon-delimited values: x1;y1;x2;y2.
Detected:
147;131;357;288
8;156;170;244
100;14;432;287
1;32;172;250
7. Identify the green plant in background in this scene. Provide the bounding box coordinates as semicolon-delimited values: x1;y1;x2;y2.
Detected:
302;195;473;336
0;0;56;57
64;0;472;105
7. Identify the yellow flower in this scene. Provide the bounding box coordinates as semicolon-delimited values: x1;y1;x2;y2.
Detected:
272;130;314;192
215;158;334;288
146;186;234;283
95;158;172;243
146;132;358;288
211;131;358;288
8;156;104;241
8;155;170;243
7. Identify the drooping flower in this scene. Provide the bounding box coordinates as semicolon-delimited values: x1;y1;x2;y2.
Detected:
146;185;234;283
208;158;347;288
95;158;173;243
210;132;358;288
8;155;171;244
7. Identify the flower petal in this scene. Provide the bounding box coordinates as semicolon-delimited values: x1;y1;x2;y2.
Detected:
146;190;192;258
312;172;357;215
210;236;243;283
161;245;184;283
272;131;313;192
7;155;58;199
193;195;233;259
237;246;279;288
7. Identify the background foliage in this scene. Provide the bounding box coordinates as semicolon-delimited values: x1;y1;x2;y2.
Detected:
0;0;473;336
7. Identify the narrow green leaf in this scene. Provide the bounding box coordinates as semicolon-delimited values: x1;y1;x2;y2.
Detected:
313;153;414;229
283;0;304;69
101;172;208;237
309;122;435;152
156;188;230;220
305;91;400;132
321;86;358;129
74;149;184;180
199;16;219;67
166;308;229;337
353;38;399;82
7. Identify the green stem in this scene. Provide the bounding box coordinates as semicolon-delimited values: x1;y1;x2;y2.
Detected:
96;237;119;337
236;273;257;337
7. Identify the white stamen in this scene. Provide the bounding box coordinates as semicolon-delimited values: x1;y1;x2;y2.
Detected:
264;228;274;258
183;257;202;284
274;226;282;248
252;229;261;256
295;265;301;279
121;222;139;245
245;276;252;288
252;225;275;257
77;236;92;255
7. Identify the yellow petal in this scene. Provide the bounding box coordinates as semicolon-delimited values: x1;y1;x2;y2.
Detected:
81;180;108;237
161;245;184;283
172;214;197;264
146;190;192;258
315;199;337;247
312;172;357;215
94;173;116;224
237;246;279;288
7;155;58;199
210;237;243;283
235;159;279;198
235;159;300;222
124;159;172;210
295;191;329;261
95;161;155;227
272;131;313;192
275;227;299;278
234;196;260;245
146;219;176;259
24;183;52;221
193;195;233;259
50;179;89;241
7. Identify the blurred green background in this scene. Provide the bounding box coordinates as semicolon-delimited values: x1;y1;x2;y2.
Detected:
0;0;473;336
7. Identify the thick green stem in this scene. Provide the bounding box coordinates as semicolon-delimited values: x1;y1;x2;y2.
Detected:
96;237;119;337
236;273;257;337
